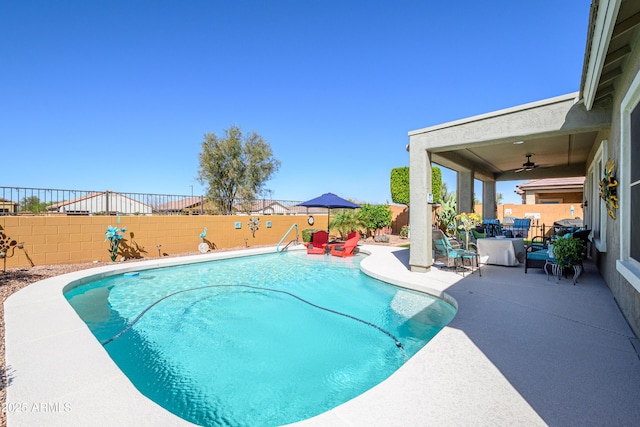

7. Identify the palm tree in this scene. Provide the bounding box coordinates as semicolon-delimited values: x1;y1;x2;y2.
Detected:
329;209;363;239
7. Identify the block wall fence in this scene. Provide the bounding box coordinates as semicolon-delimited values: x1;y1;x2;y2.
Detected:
0;215;327;269
1;203;582;269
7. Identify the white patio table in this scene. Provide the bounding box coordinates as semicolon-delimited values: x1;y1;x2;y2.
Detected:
476;237;525;266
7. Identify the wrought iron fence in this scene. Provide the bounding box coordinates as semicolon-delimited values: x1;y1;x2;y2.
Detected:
0;186;314;216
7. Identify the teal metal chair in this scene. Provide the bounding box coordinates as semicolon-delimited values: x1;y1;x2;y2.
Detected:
432;229;480;276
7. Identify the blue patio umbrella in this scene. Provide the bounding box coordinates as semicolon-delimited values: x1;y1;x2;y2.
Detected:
297;192;360;235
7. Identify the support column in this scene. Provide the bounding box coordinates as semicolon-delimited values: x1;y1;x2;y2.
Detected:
457;170;474;214
482;181;497;219
409;146;432;272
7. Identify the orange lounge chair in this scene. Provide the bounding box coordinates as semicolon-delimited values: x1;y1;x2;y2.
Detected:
329;234;360;257
304;230;329;254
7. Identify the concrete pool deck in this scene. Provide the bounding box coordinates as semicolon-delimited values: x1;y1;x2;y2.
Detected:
5;245;640;426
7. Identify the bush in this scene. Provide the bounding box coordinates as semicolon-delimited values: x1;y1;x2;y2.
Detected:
359;204;392;236
400;225;409;239
301;228;317;243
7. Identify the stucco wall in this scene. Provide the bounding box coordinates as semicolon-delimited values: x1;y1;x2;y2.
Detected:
600;38;640;338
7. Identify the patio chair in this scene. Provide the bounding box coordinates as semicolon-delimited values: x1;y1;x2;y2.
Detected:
329;233;360;257
511;218;531;238
525;239;551;273
482;219;502;237
432;229;480;276
304;230;329;254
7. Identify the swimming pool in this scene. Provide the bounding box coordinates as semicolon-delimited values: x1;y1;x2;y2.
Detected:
65;251;456;426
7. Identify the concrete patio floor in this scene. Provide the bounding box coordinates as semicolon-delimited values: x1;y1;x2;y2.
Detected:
5;245;640;426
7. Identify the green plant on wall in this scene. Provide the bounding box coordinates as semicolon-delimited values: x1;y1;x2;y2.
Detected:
105;225;126;262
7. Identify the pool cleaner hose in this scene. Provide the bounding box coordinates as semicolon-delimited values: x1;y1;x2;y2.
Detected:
101;284;405;354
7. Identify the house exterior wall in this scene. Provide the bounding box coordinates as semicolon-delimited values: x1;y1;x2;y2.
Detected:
56;193;153;215
0;200;18;214
531;191;583;204
0;215;326;268
597;40;640;338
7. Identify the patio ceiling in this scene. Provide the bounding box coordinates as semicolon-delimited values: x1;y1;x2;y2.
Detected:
408;93;611;183
431;129;601;182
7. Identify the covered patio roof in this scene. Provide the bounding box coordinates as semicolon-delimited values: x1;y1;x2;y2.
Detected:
408;93;611;182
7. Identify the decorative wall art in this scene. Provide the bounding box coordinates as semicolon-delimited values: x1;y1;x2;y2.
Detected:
599;158;618;220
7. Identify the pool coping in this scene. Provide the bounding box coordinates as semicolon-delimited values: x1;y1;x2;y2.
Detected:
6;244;640;426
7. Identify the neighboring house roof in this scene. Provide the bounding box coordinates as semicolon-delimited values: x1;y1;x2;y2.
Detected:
155;197;203;211
47;190;153;213
515;177;586;195
47;192;101;210
234;200;298;215
287;205;330;215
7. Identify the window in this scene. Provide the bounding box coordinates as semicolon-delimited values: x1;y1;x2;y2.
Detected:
617;71;640;292
587;140;607;252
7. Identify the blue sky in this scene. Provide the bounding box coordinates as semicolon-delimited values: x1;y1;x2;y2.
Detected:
1;1;591;205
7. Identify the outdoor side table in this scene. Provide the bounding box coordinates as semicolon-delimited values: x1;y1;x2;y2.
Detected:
544;259;582;285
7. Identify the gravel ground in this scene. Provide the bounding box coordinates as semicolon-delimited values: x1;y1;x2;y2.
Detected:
0;236;409;426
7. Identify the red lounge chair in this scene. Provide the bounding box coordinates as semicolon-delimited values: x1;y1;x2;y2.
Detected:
329;234;360;257
304;230;329;254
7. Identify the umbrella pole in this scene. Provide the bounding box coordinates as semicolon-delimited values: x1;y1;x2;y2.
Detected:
326;208;331;254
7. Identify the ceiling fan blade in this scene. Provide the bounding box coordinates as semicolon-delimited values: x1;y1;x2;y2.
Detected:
515;167;525;173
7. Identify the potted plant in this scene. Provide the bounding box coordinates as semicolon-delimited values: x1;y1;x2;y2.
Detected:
455;212;481;249
550;235;584;268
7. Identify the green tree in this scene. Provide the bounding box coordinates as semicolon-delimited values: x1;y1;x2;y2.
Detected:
389;166;442;206
197;125;281;215
496;192;504;205
20;196;47;213
359;204;392;236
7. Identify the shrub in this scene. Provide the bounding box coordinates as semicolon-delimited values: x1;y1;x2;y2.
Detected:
301;228;317;243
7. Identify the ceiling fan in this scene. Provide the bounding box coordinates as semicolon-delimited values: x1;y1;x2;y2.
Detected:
515;153;539;173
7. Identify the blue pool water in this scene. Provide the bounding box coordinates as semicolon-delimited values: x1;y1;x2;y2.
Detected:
65;251;456;426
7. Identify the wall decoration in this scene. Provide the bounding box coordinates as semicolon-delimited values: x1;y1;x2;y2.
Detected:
248;217;261;237
234;222;242;229
599;158;618;220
